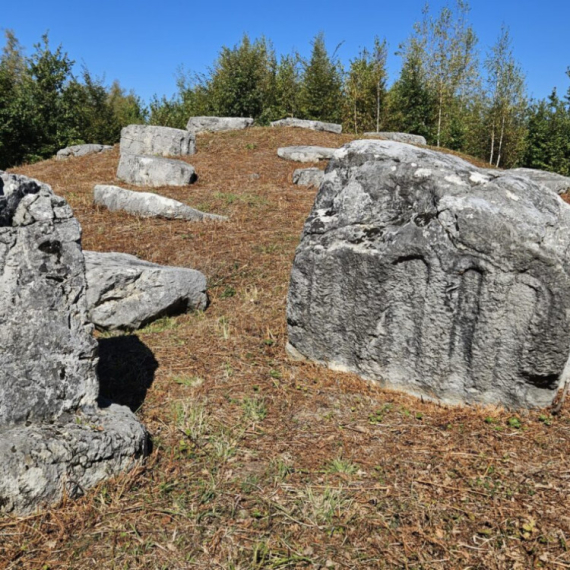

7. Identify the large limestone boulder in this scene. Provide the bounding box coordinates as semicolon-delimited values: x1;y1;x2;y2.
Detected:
0;172;147;513
277;146;336;163
85;251;208;331
509;167;570;195
271;118;342;134
186;116;254;134
93;185;226;221
120;125;196;157
364;132;427;145
293;168;325;187
287;140;570;409
117;154;196;187
56;144;113;160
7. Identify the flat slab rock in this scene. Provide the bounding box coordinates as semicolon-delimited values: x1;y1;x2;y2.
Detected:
56;144;113;160
85;251;208;331
293;168;325;187
93;185;226;222
277;146;336;163
120;124;195;157
287;140;570;409
117;154;196;187
271;118;342;134
186;116;254;134
364;132;427;145
509;168;570;195
0;172;146;513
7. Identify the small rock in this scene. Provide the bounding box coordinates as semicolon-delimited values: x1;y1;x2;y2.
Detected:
271;117;342;134
364;132;427;145
186;116;254;134
93;185;226;221
277;146;336;163
293;168;324;187
56;144;113;159
117;154;197;187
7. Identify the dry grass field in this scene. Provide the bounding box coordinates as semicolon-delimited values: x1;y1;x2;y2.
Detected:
1;128;570;569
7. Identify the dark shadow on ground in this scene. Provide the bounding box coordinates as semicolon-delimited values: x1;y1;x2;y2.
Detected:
97;335;158;412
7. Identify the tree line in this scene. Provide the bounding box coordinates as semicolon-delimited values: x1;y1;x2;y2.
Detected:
2;1;570;174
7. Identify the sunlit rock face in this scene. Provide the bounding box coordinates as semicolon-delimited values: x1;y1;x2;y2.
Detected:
287;140;570;409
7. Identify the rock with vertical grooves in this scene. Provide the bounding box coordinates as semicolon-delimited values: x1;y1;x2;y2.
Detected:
117;154;197;187
120;125;196;157
287;140;570;409
84;251;208;331
0;171;147;514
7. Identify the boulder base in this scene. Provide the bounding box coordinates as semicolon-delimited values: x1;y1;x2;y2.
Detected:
85;251;208;331
117;154;196;187
287;140;570;409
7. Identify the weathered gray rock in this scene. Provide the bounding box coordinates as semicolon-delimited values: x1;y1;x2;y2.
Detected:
56;144;113;160
287;140;570;409
93;185;226;221
0;172;147;513
364;132;427;145
117;154;197;187
271;118;342;134
277;146;336;163
85;251;208;331
293;168;325;187
120;124;195;157
509;168;570;195
186;116;254;134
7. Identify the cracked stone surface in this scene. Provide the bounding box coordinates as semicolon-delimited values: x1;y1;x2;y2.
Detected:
287;140;570;409
186;116;254;134
93;185;227;221
271;118;342;134
277;146;336;163
117;154;197;187
85;251;208;331
0;171;147;514
120;125;195;157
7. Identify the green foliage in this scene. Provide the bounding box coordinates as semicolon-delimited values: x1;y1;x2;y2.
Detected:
0;31;147;169
299;33;344;123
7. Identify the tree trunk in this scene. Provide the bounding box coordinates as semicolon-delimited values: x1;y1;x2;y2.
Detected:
489;120;495;165
496;112;506;168
376;81;380;132
437;89;443;148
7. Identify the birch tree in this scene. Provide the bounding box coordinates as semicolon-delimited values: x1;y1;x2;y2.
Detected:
484;26;526;167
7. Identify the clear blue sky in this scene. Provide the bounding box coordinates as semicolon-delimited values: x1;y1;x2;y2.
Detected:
1;0;568;104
